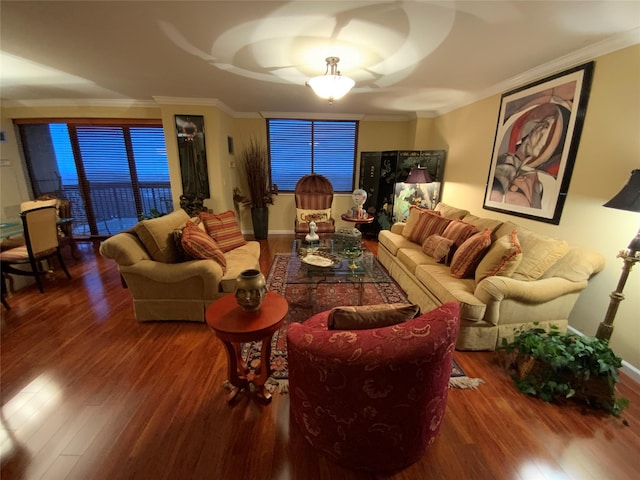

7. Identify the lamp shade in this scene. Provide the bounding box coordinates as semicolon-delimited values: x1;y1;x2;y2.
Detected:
307;56;355;103
307;75;355;101
603;169;640;212
404;167;433;184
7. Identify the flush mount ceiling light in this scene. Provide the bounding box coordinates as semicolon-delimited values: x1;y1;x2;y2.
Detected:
306;56;355;104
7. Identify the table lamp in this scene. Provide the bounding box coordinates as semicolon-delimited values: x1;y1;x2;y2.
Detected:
596;169;640;341
404;166;439;208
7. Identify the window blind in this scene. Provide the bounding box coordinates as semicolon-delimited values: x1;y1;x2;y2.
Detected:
268;119;357;192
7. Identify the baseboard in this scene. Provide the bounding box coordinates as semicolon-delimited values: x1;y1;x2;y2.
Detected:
567;326;639;384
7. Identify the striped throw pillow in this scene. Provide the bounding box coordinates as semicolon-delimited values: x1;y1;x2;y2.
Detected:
199;210;247;253
442;220;479;249
450;228;492;279
407;210;451;245
402;206;440;239
181;221;227;273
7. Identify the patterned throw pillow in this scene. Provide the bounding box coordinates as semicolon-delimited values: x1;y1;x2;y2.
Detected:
475;230;522;283
296;208;331;223
327;303;421;330
407;210;451;245
450;228;492;279
180;221;227;273
422;235;455;263
199;210;247;253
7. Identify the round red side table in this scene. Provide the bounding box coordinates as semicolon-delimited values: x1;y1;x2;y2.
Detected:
206;291;288;404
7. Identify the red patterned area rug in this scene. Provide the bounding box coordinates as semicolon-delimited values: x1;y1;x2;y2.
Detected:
241;253;483;393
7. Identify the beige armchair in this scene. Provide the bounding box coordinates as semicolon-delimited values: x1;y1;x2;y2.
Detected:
100;209;260;322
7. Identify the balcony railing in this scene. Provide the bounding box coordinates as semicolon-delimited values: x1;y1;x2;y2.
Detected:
62;182;173;236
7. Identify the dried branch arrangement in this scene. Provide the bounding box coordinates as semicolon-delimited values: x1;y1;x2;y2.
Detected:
239;138;277;208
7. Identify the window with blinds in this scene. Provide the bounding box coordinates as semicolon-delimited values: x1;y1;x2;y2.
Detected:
267;119;357;192
17;120;172;237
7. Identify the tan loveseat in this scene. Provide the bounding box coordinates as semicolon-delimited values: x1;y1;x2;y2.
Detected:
378;203;605;350
100;209;260;322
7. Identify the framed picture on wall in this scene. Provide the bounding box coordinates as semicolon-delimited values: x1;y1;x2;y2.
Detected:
175;114;210;200
483;62;594;224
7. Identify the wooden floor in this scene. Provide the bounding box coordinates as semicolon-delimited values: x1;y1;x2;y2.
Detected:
2;236;640;480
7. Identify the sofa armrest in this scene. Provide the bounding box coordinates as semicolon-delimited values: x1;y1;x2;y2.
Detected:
119;258;223;285
474;276;588;327
475;276;587;304
390;222;406;235
100;232;151;266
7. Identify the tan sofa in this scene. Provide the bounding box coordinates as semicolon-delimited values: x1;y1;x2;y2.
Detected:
378;203;605;350
100;209;260;322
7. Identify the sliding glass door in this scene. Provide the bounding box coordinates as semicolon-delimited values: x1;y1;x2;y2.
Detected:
18;120;173;237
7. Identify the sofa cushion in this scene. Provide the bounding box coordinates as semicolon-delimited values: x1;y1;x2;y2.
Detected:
407;210;451;245
460;214;503;237
435;202;469;220
327;303;420;330
415;265;486;321
199;210;247;253
512;230;569;281
450;228;492;279
180;221;227;273
475;230;522;283
422;235;454;263
134;209;190;263
397;246;438;274
402;206;441;239
540;247;605;282
219;241;261;292
379;230;419;256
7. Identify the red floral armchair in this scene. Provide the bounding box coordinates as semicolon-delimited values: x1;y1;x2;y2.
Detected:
287;302;461;472
294;174;335;238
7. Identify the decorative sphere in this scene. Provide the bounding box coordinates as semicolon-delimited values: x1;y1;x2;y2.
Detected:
352;189;367;207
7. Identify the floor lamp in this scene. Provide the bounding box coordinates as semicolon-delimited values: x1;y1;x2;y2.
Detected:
596;169;640;341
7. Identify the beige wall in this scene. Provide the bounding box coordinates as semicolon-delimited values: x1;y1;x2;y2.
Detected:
429;45;640;367
1;45;638;367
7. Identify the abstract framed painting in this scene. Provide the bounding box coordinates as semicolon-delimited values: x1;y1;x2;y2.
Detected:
483;62;594;224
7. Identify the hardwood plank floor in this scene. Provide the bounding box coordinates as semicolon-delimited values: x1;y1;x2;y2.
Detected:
2;236;639;480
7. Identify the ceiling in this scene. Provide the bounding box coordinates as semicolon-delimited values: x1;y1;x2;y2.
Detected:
1;1;639;119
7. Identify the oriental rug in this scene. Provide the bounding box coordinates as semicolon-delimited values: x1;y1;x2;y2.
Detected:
240;253;483;393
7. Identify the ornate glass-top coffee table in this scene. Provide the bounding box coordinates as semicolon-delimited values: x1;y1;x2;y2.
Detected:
288;238;393;306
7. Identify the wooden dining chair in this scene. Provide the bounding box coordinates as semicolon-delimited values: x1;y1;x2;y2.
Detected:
0;206;71;293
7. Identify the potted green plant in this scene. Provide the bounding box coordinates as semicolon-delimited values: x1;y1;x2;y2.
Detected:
237;138;277;240
499;324;628;416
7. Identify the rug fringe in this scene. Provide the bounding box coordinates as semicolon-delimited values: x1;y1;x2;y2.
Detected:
228;378;478;393
265;378;289;394
223;379;290;395
449;376;484;389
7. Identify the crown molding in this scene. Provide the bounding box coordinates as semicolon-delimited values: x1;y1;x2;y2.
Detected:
260;111;365;121
427;27;640;118
0;98;159;108
152;96;236;116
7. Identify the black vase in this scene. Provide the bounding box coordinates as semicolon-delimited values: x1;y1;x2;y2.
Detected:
251;207;269;240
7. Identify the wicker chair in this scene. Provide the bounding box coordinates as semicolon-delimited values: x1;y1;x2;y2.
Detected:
294;174;335;238
287;302;461;472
